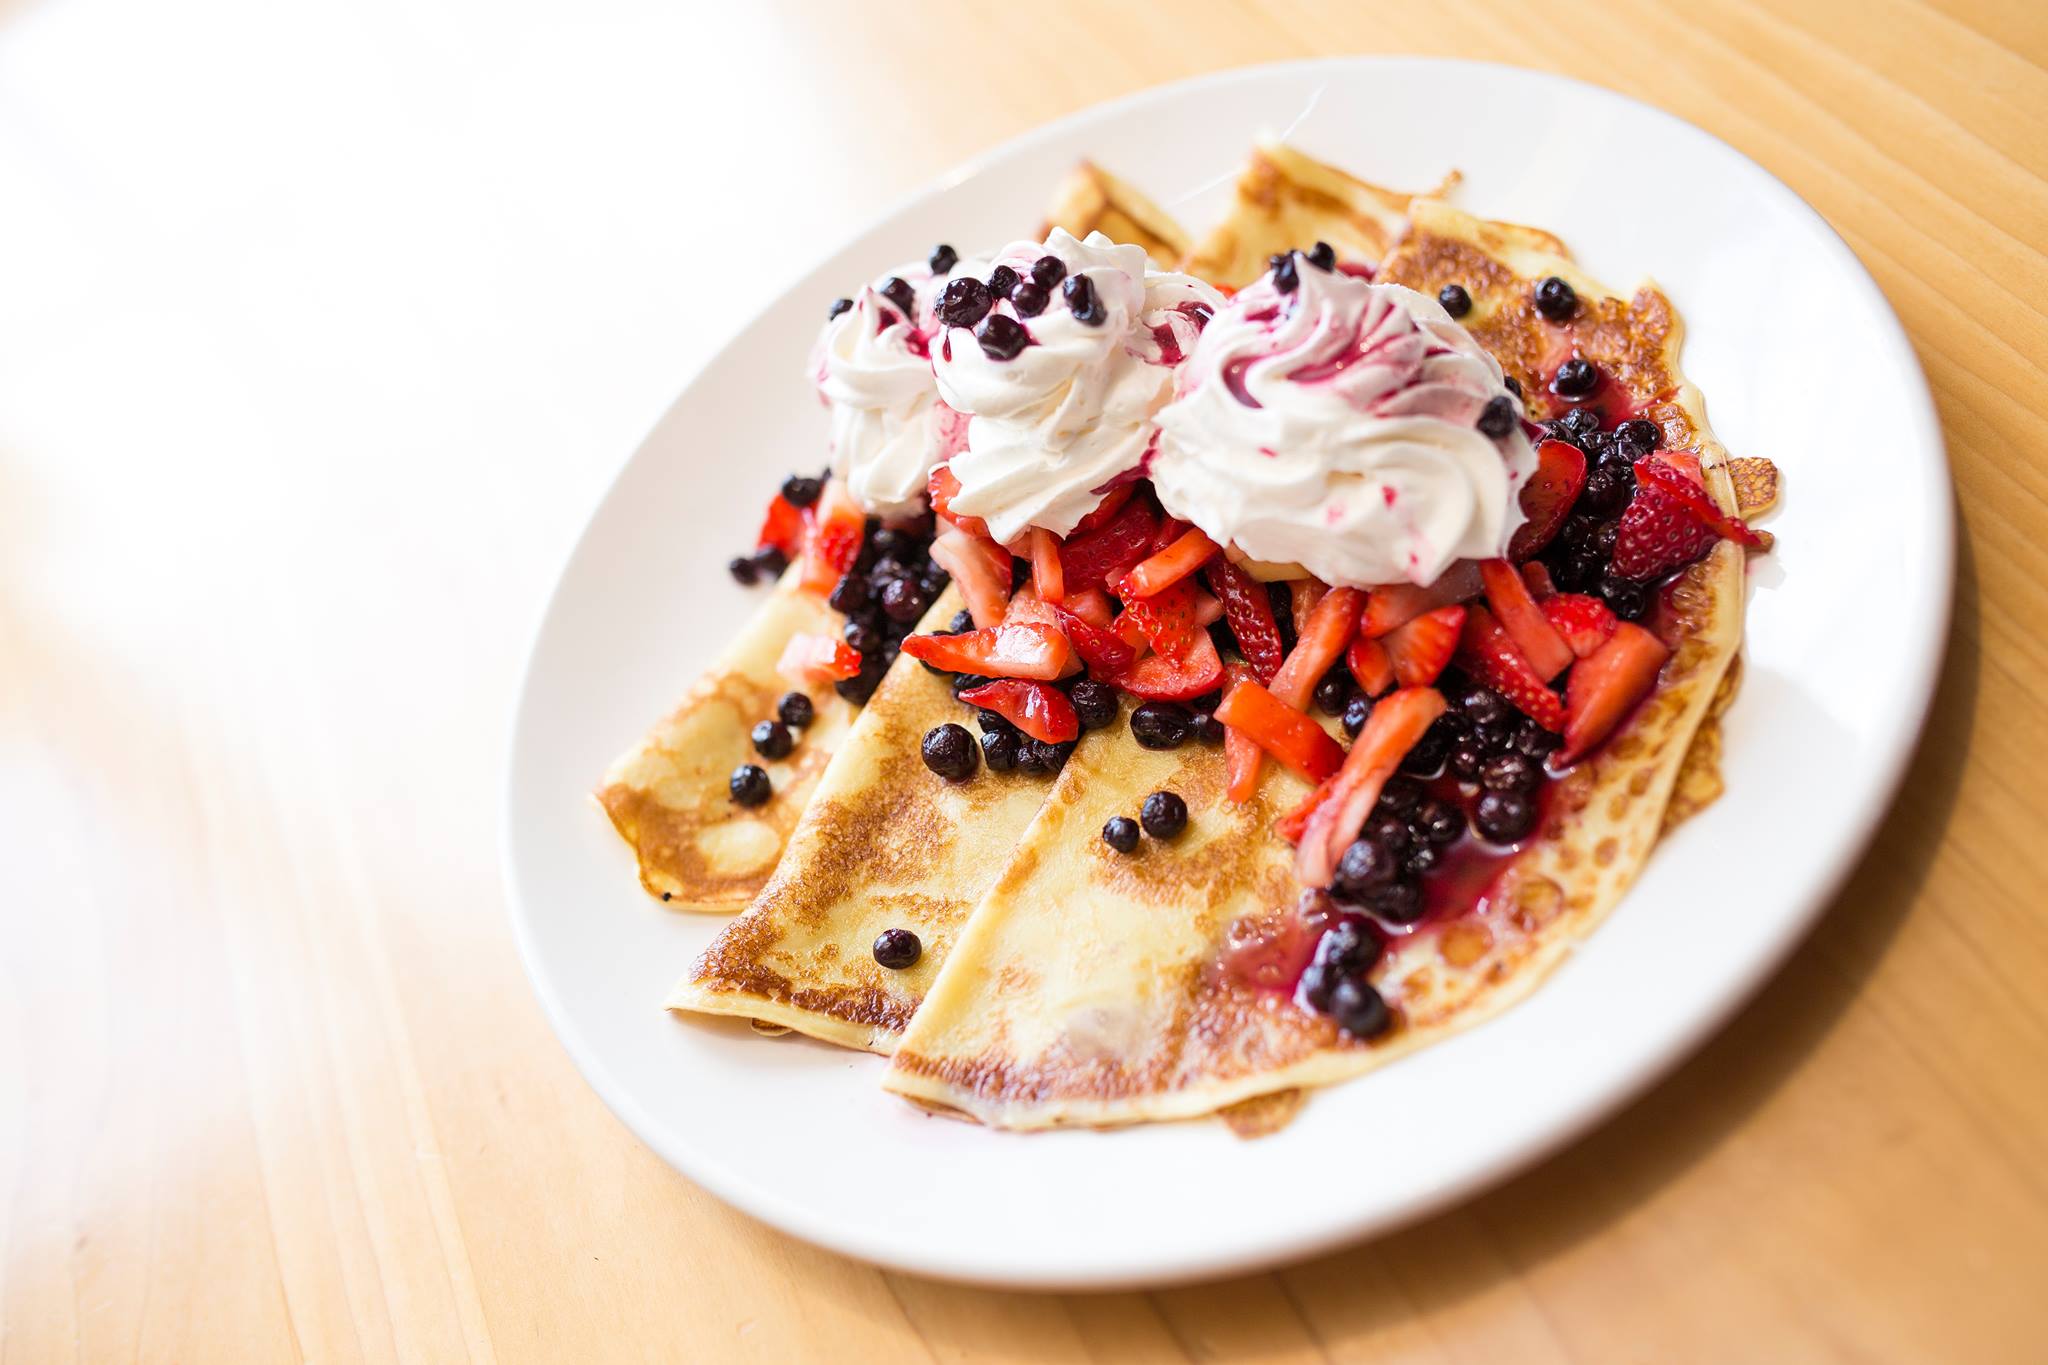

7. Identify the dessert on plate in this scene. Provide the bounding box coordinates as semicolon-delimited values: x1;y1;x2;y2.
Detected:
598;143;1778;1130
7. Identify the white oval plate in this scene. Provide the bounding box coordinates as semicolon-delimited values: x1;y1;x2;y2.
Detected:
504;58;1949;1288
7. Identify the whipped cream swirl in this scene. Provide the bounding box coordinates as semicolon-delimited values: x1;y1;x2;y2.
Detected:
931;229;1221;543
1152;264;1535;587
811;257;978;520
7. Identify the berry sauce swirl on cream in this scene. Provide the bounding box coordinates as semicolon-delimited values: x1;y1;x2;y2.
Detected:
811;252;981;521
1152;256;1536;587
930;228;1221;544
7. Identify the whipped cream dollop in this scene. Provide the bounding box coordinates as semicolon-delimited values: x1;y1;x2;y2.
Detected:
811;257;979;520
931;229;1222;543
1152;263;1535;587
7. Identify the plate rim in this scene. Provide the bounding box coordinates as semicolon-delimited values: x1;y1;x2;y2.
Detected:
501;54;1953;1288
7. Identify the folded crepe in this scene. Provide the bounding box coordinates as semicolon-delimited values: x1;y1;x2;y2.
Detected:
883;155;1766;1128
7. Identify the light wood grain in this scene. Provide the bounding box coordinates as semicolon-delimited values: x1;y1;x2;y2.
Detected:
3;0;2045;1359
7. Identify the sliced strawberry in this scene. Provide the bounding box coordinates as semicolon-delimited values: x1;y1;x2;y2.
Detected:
1522;560;1556;599
1611;456;1763;581
1063;586;1115;628
1071;483;1135;536
929;528;1012;628
1193;588;1223;627
1359;559;1484;637
1541;592;1619;659
1205;557;1286;684
1028;526;1065;605
1346;634;1396;696
958;679;1079;744
799;479;866;594
1382;605;1466;688
1457;604;1566;731
1051;604;1138;677
1112;573;1201;660
756;493;806;559
927;463;989;538
1059;492;1159;592
1559;622;1670;763
1149;515;1192;555
1643;456;1761;545
900;621;1073;681
1124;526;1218;598
1479;558;1575;681
1214;679;1345;784
1271;586;1367;710
1655;447;1704;486
777;632;860;684
1115;628;1224;700
1507;439;1588;561
1219;663;1263;803
1289;579;1328;639
1293;687;1448;886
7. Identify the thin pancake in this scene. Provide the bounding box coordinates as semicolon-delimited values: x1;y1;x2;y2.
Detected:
884;184;1759;1128
597;569;854;910
1181;139;1452;288
600;162;1189;913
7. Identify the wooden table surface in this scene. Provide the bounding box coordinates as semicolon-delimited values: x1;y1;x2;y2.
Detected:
4;0;2044;1359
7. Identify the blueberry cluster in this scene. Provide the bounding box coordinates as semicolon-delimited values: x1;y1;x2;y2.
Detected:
827;519;947;705
1325;773;1467;927
728;690;818;808
1130;694;1226;749
1266;240;1337;296
1101;789;1189;853
1535;408;1664;619
934;252;1094;363
728;472;823;586
1298;918;1392;1039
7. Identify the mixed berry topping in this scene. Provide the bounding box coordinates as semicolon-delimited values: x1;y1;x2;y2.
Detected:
1437;283;1472;318
1130;700;1193;749
729;763;771;807
1534;275;1578;322
928;243;959;275
872;927;922;970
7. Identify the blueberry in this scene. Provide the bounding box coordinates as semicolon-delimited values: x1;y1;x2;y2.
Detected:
981;728;1019;772
1361;880;1424;925
872;927;922;970
1378;776;1424;818
751;719;793;760
1416;797;1466;845
1513;719;1562;758
880;577;929;624
935;276;993;328
1578;463;1632;518
973;707;1014;736
1366;812;1411;855
843;617;882;654
1010;281;1048;317
777;691;815;729
1140;790;1188;839
1552;357;1598;398
1460;686;1513;727
1270;252;1300;294
1405;842;1440;877
1398;725;1451;777
1618;417;1661;450
1449;739;1486;781
727;555;760;586
1314;919;1380;975
1071;679;1120;730
871;528;908;559
1306;240;1337;271
827;572;868;615
951;672;990;696
729;763;771;806
1299;961;1336;1012
976;314;1030;360
1600;574;1652;621
1313;670;1352;716
1130;701;1192;749
1030;255;1066;289
921;723;978;780
1330;979;1392;1038
827;297;853;320
752;546;788;578
1477;394;1519;438
1191;711;1226;744
1534;275;1578;322
1557;547;1607;593
1480;751;1541;794
947;608;974;634
1334;838;1397;894
879;276;916;316
1343;694;1374;739
1437;283;1472;318
1474;790;1536;843
929;243;958;275
1504;374;1523;398
1560;406;1602;439
835;667;881;706
1062;274;1104;325
1102;815;1141;853
987;264;1019;297
780;474;822;507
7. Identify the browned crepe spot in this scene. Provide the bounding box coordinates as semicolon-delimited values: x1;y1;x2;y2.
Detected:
1728;457;1782;519
1218;1088;1306;1139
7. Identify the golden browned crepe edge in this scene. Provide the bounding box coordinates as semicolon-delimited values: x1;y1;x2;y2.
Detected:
1039;160;1193;265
